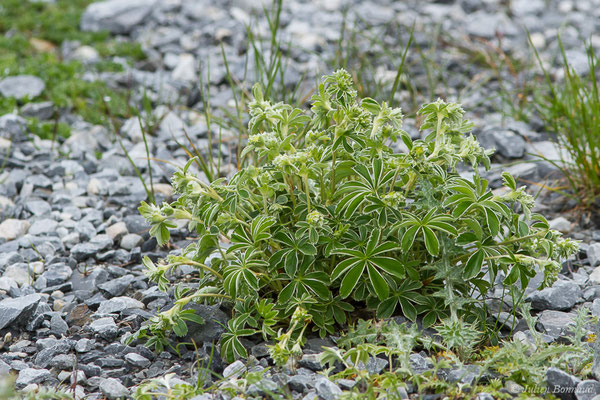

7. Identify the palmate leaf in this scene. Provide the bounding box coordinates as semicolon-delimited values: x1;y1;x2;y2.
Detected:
333;231;402;300
223;249;266;297
375;280;422;320
220;318;256;363
279;257;331;302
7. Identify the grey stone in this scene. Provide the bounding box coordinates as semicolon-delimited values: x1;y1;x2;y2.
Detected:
75;338;94;353
589;244;600;268
409;353;433;374
190;395;214;400
0;114;27;141
479;129;526;159
183;303;229;344
28;218;58;236
121;117;143;143
105;222;128;241
298;354;323;371
99;377;129;399
71;234;113;261
288;374;316;392
447;365;480;386
547;367;581;400
336;379;356;390
511;0;545;15
50;314;69;336
97;296;144;314
125;352;151;368
246;379;279;397
222;360;245;379
537;310;576;340
171;53;197;82
527;280;581;311
0;360;9;376
120;233;143;250
49;354;76;369
315;377;342;400
464;11;519;38
81;0;157;34
25;200;52;216
16;368;51;388
98;274;134;297
89;317;118;340
40;263;73;286
576;380;600;400
0;75;45;99
20;101;54;120
0;293;41;330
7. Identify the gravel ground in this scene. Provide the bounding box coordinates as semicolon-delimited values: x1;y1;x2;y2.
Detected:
1;0;600;398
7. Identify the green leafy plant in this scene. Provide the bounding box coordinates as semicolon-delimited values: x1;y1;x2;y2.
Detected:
133;69;578;362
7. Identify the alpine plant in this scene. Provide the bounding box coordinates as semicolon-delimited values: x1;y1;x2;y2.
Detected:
130;69;578;363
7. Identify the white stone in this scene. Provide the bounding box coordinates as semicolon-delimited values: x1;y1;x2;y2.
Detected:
0;219;30;241
106;222;128;241
171;53;197;82
3;265;30;286
70;46;100;63
529;32;546;49
548;217;571;233
0;75;45;99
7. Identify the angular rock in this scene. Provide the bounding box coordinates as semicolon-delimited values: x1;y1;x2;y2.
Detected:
588;244;600;268
98;274;134;298
16;368;51;388
0;75;45;99
25;200;52;217
527;280;581;311
97;296;144;314
546;367;581;400
0;114;27;141
89;317;118;340
183;303;229;344
537;310;576;340
124;352;151;368
99;377;129;399
172;53;197;82
575;380;600;400
20;101;54;120
28;218;58;236
0;294;41;330
222;360;245;379
81;0;157;34
70;234;113;261
288;374;316;392
247;379;279;397
75;338;95;353
315;377;342;400
50;314;69;336
120;233;143;250
479;129;526;159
